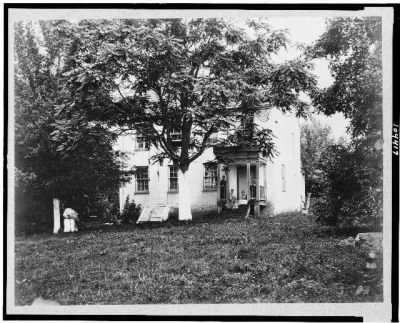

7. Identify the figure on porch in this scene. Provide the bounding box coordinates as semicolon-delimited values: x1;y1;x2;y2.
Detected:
220;175;227;200
226;189;238;210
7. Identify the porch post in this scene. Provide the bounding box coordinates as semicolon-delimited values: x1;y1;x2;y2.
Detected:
246;162;251;200
217;163;222;214
255;160;260;217
264;162;267;200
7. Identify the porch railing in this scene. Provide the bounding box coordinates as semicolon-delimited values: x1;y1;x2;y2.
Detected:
250;185;265;200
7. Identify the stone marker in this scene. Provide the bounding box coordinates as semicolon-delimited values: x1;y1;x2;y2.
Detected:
338;236;355;247
355;232;382;272
368;251;377;259
366;262;377;270
355;285;364;296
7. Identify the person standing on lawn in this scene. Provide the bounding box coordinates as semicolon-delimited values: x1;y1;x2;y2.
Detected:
63;207;79;232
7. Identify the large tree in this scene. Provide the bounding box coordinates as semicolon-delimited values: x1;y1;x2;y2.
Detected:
58;18;317;220
14;21;130;232
308;17;383;228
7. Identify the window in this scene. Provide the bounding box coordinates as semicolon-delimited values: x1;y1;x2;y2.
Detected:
281;164;286;192
204;163;217;190
136;167;149;192
169;165;179;191
170;128;182;142
136;134;149;150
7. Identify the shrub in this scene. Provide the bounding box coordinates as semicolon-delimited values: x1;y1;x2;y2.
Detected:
313;143;383;230
120;197;141;224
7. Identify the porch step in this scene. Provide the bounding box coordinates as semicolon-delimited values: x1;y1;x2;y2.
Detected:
136;206;170;224
222;202;267;217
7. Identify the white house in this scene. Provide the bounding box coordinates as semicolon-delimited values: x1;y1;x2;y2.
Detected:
118;107;305;220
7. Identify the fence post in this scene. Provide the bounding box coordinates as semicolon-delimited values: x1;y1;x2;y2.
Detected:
53;198;61;234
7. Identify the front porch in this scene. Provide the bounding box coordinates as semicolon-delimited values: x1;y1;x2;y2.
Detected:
214;147;268;217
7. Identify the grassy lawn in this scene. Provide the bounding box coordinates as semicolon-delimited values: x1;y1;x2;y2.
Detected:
14;212;383;305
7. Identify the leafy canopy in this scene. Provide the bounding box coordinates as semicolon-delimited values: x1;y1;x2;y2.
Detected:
309;17;382;140
58;18;317;171
308;17;383;229
14;21;130;226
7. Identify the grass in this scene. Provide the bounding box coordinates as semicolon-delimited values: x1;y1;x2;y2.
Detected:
14;212;383;305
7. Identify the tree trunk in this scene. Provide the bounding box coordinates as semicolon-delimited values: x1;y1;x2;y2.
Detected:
178;168;192;221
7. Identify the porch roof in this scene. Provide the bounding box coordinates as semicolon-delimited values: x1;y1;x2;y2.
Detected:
213;146;268;164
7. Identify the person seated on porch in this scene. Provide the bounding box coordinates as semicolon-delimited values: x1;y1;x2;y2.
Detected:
226;189;238;209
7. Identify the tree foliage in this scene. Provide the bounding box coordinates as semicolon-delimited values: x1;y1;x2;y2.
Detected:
313;143;383;229
57;18;318;172
14;21;130;232
54;18;319;220
308;17;383;229
310;17;382;140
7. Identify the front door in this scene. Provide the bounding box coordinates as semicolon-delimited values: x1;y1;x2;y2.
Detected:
237;165;257;200
237;166;247;200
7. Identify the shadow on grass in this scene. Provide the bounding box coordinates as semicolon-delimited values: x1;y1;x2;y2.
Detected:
310;221;382;239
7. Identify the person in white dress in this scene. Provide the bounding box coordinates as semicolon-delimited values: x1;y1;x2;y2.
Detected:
63;208;79;232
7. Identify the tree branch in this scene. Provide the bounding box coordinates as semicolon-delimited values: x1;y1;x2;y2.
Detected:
189;126;215;163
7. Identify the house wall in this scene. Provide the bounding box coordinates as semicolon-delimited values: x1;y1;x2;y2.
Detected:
256;109;305;214
118;108;304;215
118;135;218;212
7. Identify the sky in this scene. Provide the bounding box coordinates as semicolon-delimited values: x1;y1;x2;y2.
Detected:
268;17;334;87
266;16;349;141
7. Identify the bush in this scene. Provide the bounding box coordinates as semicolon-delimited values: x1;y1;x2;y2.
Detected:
86;191;120;222
313;143;383;230
120;197;141;224
15;190;53;235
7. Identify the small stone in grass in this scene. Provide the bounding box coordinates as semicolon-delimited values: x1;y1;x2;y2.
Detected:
338;237;355;247
355;232;382;250
356;285;364;296
366;262;377;269
368;251;377;259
